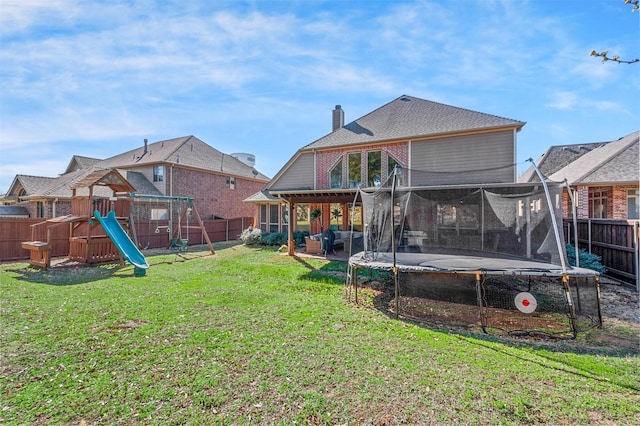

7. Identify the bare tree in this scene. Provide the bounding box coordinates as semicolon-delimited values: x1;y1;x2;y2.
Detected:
590;0;639;64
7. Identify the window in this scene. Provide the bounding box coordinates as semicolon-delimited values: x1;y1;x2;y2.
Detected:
37;201;45;218
260;205;267;231
589;187;610;218
330;203;343;230
367;151;382;187
348;203;363;231
348;153;361;188
628;189;640;219
281;204;289;235
330;160;343;189
153;165;164;182
388;155;403;186
269;204;279;233
151;208;168;220
226;176;236;189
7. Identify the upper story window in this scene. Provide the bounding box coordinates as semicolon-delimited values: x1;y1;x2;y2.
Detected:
153;165;164;182
628;189;639;219
367;151;382;187
348;153;361;188
328;151;405;189
388;155;403;186
226;176;236;189
330;160;343;189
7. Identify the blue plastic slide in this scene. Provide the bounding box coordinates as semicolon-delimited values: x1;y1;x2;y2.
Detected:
93;210;149;272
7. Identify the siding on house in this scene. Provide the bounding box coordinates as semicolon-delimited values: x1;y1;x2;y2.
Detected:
409;130;515;186
269;152;315;191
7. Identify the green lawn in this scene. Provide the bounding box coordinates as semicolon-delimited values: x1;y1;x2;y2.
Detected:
1;244;639;425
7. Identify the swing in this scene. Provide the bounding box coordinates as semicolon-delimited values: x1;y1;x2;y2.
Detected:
170;201;189;252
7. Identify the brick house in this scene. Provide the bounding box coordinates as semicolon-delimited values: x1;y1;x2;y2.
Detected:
246;95;525;253
520;131;639;220
2;136;269;220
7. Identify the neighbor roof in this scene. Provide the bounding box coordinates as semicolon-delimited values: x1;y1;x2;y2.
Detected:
64;155;101;174
98;135;269;180
548;131;639;184
519;141;607;182
303;95;525;151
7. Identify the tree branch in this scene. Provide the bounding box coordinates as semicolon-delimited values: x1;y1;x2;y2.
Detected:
590;50;639;64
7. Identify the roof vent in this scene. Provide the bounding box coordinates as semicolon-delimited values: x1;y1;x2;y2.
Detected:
332;105;344;131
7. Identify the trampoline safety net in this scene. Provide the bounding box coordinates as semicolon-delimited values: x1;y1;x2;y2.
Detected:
348;167;602;338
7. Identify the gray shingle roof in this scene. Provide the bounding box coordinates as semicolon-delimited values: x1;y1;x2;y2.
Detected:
64;155;101;174
519;141;607;182
303;95;525;150
548;131;639;184
243;190;280;203
98;135;269;180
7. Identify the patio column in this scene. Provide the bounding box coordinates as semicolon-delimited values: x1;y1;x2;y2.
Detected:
287;200;296;256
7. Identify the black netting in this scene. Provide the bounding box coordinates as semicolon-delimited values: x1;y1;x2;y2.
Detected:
349;167;602;338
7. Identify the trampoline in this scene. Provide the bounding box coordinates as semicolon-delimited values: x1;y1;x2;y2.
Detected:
346;162;602;338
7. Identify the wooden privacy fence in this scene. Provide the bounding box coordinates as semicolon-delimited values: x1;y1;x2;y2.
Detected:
564;218;640;290
0;216;253;262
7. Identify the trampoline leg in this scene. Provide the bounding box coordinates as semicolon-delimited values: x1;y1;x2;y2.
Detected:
562;274;578;339
595;275;603;328
393;266;399;319
475;271;487;333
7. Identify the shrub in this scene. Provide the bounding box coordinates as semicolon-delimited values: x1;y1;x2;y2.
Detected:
240;227;263;245
566;244;606;273
261;232;288;246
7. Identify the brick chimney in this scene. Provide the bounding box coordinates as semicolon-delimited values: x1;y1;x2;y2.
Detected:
332;105;344;131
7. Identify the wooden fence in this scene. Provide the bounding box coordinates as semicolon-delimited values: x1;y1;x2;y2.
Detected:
0;216;253;262
564;218;639;290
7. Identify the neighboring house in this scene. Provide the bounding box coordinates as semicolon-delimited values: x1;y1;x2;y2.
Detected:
246;95;525;240
520;131;640;220
2;136;270;220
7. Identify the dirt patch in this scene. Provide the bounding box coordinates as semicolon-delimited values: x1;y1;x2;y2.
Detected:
355;275;639;351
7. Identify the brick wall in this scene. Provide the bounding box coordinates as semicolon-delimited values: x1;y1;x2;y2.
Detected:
569;184;636;219
169;167;266;219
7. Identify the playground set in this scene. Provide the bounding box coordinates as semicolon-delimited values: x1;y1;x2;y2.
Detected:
21;169;213;275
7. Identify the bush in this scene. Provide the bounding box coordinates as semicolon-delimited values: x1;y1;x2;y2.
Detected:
566;244;606;273
240;229;309;248
240;227;263;245
261;232;288;247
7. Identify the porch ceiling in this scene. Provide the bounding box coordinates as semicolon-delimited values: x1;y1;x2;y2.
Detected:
270;189;359;204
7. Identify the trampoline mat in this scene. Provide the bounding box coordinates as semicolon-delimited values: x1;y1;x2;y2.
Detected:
348;251;599;277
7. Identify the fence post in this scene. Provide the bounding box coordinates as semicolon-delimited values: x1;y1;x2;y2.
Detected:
588;219;592;254
635;221;639;293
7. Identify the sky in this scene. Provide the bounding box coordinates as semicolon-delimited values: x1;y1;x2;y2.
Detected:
1;0;639;193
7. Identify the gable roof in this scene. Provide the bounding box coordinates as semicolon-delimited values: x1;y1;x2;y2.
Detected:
303;95;525;151
98;135;269;180
519;141;607;182
547;131;639;185
64;155;101;174
70;169;136;193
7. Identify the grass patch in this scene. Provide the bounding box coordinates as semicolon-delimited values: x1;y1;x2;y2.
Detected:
1;245;639;425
